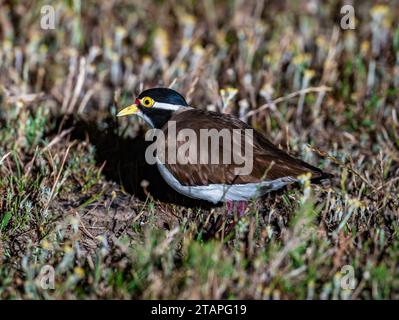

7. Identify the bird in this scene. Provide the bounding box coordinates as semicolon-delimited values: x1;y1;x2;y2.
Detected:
117;87;332;221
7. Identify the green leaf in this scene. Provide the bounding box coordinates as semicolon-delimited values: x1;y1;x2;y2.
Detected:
0;212;12;231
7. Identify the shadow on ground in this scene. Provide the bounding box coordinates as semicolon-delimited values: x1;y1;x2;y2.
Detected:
58;115;218;210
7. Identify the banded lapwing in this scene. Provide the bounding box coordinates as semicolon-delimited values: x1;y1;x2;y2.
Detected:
117;88;332;220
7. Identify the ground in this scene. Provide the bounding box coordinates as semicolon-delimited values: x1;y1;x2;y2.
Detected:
0;1;399;299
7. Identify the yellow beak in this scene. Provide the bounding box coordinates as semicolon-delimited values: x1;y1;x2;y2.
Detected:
116;104;139;117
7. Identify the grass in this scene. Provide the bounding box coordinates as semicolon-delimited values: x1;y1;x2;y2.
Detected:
0;0;399;299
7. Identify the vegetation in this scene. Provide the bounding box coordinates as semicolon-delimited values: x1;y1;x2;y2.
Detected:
0;0;398;299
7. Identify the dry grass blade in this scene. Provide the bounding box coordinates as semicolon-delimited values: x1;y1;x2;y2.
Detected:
245;86;332;118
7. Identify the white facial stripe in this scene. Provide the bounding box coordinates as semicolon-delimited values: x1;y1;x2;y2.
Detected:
136;110;154;128
153;101;183;111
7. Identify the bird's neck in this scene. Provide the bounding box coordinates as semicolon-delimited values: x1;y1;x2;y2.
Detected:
141;109;175;129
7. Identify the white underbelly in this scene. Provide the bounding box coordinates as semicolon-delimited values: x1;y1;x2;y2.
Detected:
156;160;297;204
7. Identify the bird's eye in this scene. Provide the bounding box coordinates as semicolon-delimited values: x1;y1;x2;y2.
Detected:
141;97;154;107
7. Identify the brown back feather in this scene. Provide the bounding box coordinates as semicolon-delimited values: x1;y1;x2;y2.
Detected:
160;109;328;186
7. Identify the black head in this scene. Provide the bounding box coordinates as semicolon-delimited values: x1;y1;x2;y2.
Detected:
137;88;188;106
117;87;189;128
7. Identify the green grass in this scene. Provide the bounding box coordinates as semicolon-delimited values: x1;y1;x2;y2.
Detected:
0;0;399;299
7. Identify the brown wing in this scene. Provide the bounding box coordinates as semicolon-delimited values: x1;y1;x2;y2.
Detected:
159;109;329;186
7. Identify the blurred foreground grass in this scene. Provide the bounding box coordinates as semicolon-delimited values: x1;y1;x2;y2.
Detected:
0;0;399;299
